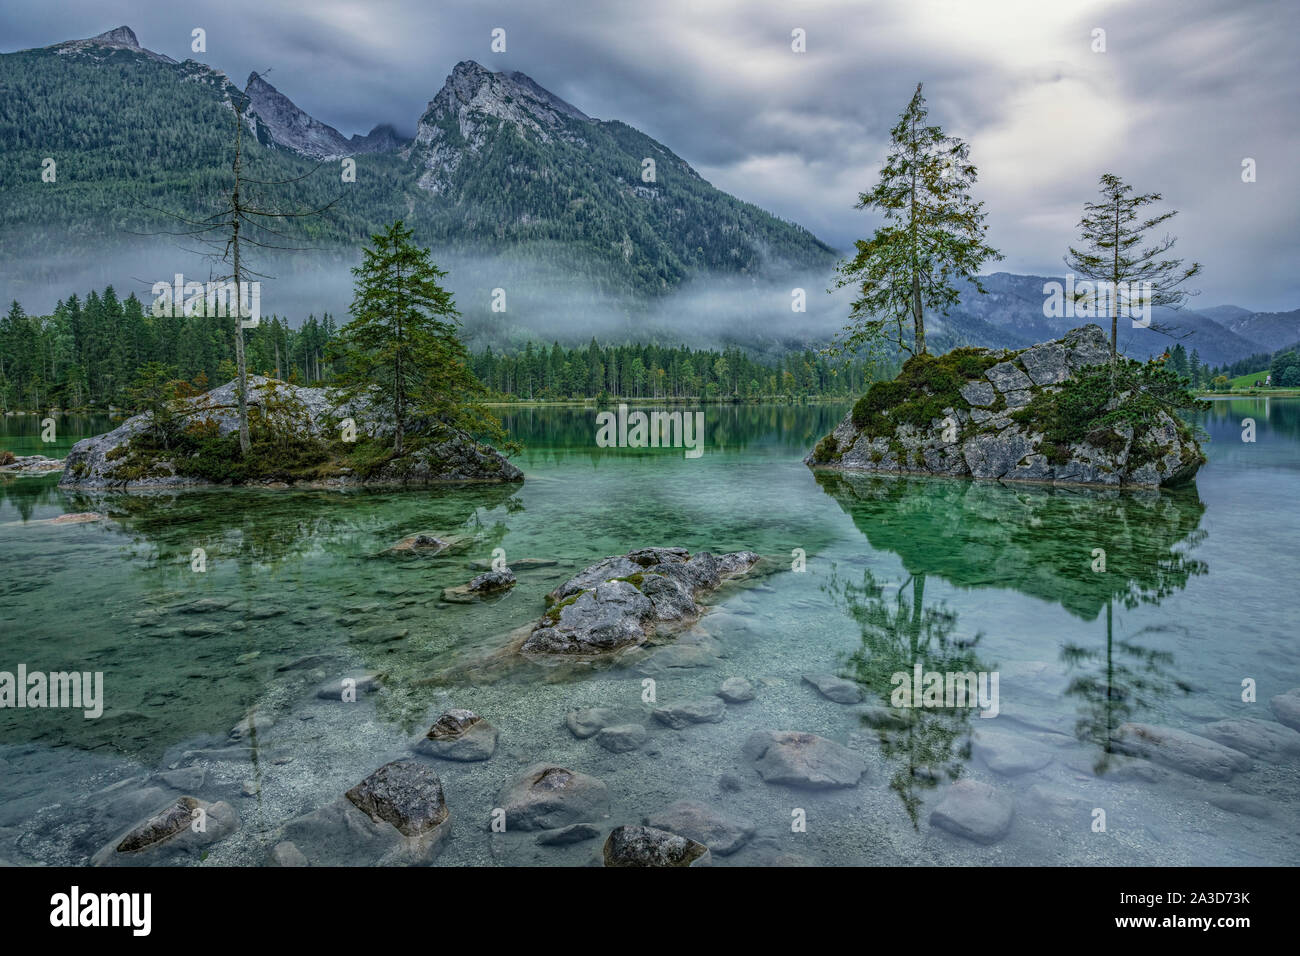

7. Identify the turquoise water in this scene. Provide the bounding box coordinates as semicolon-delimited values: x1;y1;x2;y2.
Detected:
0;399;1296;866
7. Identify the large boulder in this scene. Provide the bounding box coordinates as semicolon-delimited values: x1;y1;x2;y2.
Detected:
60;376;521;489
807;325;1205;488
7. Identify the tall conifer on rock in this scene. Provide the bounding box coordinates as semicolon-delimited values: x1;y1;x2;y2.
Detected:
332;220;506;457
1064;172;1201;359
832;83;1001;358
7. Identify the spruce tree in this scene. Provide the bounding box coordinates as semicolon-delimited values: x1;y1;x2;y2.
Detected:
1064;173;1201;358
332;221;503;456
832;83;1001;357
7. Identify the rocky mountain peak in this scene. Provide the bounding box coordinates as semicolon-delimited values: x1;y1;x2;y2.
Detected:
425;60;590;129
411;60;591;192
244;71;355;159
93;26;140;48
47;25;176;64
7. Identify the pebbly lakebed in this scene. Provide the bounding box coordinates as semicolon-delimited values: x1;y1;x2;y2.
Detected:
0;399;1297;866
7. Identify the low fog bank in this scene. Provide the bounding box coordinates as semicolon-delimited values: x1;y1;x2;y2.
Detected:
3;240;1268;364
0;240;853;360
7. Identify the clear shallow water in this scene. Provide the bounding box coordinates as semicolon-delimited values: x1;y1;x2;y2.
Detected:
0;399;1297;866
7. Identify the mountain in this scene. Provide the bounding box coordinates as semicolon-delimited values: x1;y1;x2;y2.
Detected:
0;26;1289;365
1198;304;1254;325
48;25;176;64
1203;308;1300;354
0;26;834;312
930;274;1269;366
245;72;409;159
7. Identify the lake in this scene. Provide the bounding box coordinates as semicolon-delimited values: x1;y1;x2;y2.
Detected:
0;398;1297;866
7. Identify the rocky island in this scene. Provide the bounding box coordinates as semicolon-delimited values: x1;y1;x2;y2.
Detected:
59;377;521;490
807;324;1206;488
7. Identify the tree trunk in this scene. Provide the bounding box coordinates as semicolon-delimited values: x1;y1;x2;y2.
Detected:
394;264;404;458
908;114;926;355
232;107;250;455
1110;201;1121;360
912;273;925;356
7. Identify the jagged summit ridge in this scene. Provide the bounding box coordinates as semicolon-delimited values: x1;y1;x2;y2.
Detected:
244;71;406;159
245;71;354;159
93;26;140;47
411;60;594;193
47;24;177;64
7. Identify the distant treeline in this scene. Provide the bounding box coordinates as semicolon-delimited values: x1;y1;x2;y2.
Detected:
1203;342;1300;387
470;340;874;401
0;287;338;411
0;286;875;412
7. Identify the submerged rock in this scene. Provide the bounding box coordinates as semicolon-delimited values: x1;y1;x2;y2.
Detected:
92;796;239;866
229;713;273;740
717;677;756;703
389;533;451;553
596;724;648;753
521;547;761;655
807;325;1204;488
344;760;451;839
1271;688;1300;731
412;709;499;761
535;823;601;846
802;673;864;704
314;672;383;702
495;764;609;831
646;800;755;856
278;760;452;866
566;707;619;739
971;727;1054;777
443;568;517;603
603;825;710;867
652;697;726;729
1198;717;1300;759
743;731;866;789
1113;723;1252;781
269;841;309;866
930;779;1014;844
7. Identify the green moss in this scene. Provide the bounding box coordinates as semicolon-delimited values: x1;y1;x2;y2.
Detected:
811;434;841;463
1011;359;1208;457
610;573;645;590
849;347;1003;439
1038;441;1070;465
544;592;581;622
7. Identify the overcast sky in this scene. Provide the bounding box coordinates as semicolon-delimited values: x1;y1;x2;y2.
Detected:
5;0;1299;309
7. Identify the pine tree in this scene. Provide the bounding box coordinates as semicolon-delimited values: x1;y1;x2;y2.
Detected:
1064;173;1201;359
332;221;503;456
832;83;1001;357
